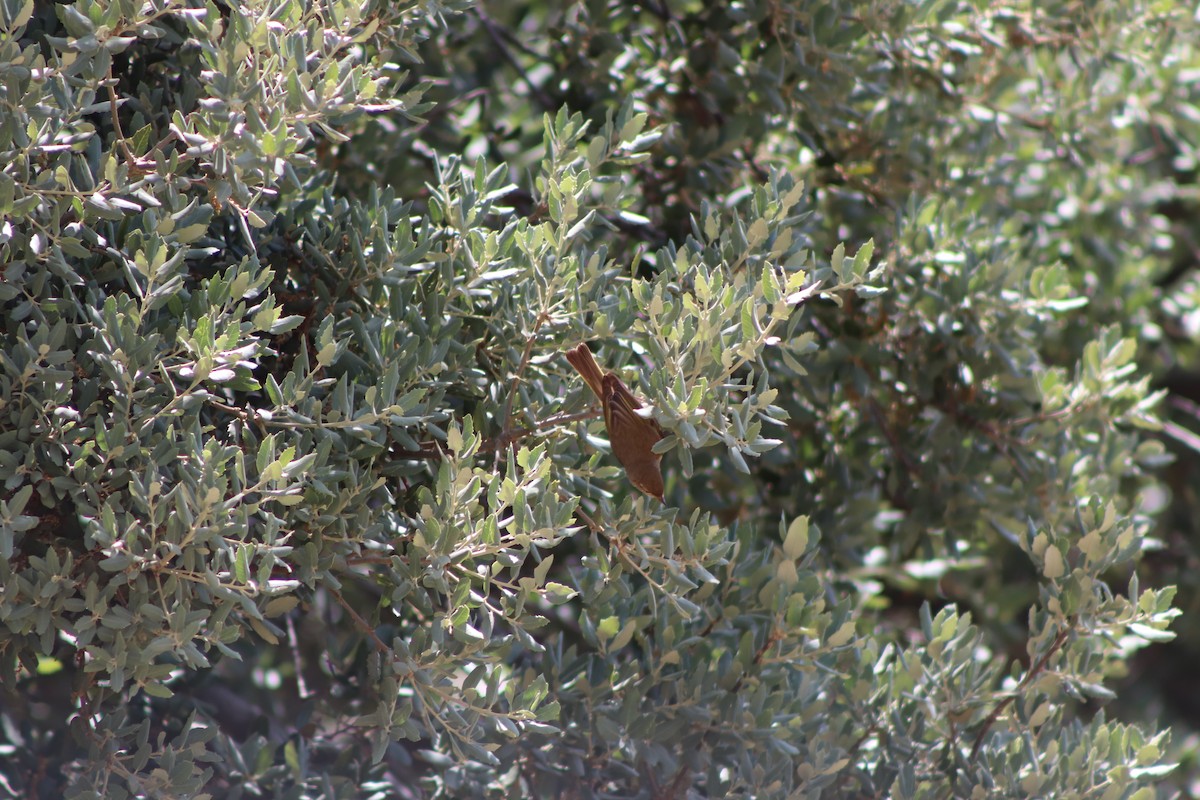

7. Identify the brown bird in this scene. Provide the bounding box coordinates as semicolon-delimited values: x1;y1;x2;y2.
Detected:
565;344;666;502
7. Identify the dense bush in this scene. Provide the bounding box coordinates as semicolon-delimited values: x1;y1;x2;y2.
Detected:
0;0;1191;797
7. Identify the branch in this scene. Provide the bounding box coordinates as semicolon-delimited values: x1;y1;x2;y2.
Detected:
474;7;557;112
970;627;1071;759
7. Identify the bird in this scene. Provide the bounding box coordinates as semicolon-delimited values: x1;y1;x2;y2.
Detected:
565;344;666;502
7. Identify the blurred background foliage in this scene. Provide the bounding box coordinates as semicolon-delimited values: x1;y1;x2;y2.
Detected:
1;0;1198;797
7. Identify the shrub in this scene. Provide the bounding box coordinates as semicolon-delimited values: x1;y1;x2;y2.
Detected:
0;0;1184;797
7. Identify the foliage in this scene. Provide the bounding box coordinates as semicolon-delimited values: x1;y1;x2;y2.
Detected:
0;0;1190;797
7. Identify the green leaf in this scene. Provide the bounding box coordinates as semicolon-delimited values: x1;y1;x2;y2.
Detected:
783;515;809;559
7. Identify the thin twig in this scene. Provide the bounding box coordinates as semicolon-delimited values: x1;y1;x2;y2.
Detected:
106;65;155;175
330;587;390;654
495;310;550;474
286;614;313;699
106;66;137;166
474;6;557;111
490;408;601;449
970;627;1071;759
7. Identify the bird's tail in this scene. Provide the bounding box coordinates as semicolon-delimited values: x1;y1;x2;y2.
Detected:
566;344;607;399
